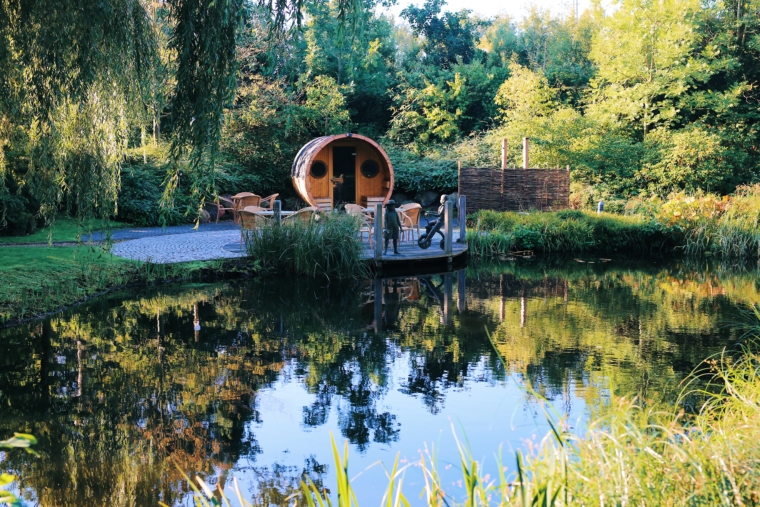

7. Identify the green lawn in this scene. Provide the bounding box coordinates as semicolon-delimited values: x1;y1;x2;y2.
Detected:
0;245;239;324
0;218;132;244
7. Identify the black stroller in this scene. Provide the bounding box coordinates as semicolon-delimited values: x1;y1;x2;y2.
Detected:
417;195;454;250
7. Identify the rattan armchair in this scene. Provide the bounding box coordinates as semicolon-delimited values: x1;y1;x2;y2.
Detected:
398;203;422;242
285;206;321;223
216;192;258;224
239;208;270;247
260;194;280;210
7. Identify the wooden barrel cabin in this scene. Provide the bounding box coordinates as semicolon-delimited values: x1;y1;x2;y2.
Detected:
291;134;394;210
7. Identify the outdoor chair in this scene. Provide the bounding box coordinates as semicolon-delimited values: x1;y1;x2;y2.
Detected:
237;194;262;211
216;192;258;224
239;208;270;247
286;206;321;223
398;203;422;243
241;206;267;213
260;193;280;210
344;203;364;213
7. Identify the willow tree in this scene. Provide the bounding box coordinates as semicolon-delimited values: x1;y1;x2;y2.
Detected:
0;0;361;229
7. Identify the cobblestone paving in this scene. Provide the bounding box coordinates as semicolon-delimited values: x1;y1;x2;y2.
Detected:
112;229;245;263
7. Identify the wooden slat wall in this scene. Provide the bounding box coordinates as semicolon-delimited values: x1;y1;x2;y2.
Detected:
459;168;570;213
307;147;331;198
355;143;387;204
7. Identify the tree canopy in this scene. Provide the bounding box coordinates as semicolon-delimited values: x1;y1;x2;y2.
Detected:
1;0;760;234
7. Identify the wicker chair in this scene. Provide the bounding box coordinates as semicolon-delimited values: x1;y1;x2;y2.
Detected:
344;203;364;213
344;204;375;245
260;194;280;210
398;203;422;242
239;208;270;247
286;206;321;223
216;192;258;224
241;206;267;213
237;194;262;211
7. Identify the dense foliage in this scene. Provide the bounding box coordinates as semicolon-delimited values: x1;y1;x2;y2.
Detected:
2;0;760;235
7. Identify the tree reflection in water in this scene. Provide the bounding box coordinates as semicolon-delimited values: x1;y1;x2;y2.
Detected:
0;259;755;505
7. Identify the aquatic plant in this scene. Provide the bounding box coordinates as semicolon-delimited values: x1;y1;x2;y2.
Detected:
245;212;370;279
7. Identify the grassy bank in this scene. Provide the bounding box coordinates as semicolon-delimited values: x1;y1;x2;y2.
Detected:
0;217;131;244
469;185;760;260
246;213;369;279
0;246;249;325
468;209;677;257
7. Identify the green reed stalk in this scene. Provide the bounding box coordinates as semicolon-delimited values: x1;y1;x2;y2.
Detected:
245;213;369;279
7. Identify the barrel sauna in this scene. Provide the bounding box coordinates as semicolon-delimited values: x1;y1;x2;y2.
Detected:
291;134;394;210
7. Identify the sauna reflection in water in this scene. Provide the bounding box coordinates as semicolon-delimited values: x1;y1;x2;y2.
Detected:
0;260;753;506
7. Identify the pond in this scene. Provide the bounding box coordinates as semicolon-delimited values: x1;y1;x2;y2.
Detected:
0;259;756;506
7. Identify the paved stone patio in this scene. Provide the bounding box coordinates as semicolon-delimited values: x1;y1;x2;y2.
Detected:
83;221;239;242
109;217;465;264
112;229;245;263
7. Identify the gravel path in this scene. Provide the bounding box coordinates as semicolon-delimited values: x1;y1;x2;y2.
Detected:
111;229;246;263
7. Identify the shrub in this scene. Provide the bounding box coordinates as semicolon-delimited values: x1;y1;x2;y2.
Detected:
385;146;458;195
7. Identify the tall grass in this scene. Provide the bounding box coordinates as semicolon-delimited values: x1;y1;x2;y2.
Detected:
180;337;760;507
468;209;675;258
245;213;369;280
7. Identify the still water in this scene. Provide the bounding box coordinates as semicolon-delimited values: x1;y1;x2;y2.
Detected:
0;259;755;506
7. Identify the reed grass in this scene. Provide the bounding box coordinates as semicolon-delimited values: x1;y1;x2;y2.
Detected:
467;209;675;258
180;334;760;507
245;213;370;280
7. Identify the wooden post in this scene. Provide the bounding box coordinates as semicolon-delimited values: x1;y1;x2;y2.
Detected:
273;200;282;224
523;137;529;169
374;203;383;259
458;195;466;243
457;269;466;312
444;200;453;255
501;138;508;170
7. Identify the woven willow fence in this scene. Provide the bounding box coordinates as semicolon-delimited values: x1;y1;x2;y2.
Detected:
458;167;570;213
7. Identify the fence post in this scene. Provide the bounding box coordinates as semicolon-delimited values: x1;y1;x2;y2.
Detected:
501;138;508;170
458;195;466;243
374;203;383;259
523;137;529;169
444;200;453;255
273;200;281;225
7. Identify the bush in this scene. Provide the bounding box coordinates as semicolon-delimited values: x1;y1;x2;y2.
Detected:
0;175;41;237
385;146;458;194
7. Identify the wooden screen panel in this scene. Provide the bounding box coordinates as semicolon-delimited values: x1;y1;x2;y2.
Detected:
308;146;331;198
355;143;385;204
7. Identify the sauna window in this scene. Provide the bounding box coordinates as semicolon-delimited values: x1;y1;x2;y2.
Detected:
360;160;380;179
310;161;328;179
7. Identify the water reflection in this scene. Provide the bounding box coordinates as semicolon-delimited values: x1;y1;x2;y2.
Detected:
0;260;754;506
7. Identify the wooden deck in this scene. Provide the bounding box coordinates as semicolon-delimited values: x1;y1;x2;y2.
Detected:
360;237;468;273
